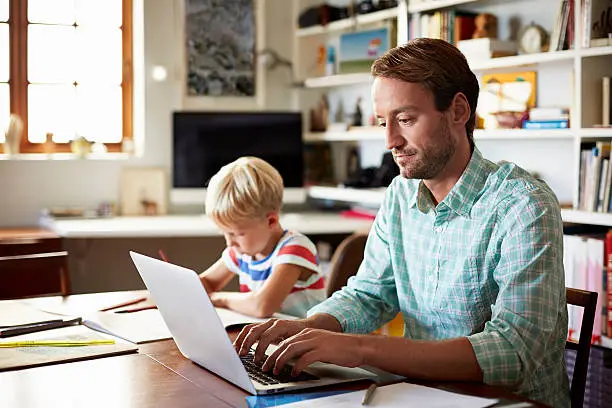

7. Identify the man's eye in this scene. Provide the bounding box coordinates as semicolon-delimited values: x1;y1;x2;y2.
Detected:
399;118;415;125
377;121;387;128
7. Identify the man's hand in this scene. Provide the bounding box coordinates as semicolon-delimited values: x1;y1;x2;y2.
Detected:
233;319;307;363
262;329;364;376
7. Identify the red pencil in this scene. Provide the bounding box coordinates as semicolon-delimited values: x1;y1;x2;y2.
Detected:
115;305;157;314
158;249;168;262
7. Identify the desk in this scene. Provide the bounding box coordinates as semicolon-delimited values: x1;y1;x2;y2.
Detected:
40;213;374;238
1;292;547;408
39;213;373;294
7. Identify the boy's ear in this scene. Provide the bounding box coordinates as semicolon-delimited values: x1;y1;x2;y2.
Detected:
266;211;279;227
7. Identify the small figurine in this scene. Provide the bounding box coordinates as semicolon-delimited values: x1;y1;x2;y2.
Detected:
473;13;498;39
310;94;329;132
352;97;363;127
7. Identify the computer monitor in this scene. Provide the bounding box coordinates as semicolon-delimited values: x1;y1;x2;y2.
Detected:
171;111;305;205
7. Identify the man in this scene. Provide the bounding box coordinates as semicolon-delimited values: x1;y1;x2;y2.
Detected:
234;38;569;407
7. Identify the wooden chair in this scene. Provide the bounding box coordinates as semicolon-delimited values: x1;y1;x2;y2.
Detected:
0;251;71;299
566;287;598;408
325;232;368;298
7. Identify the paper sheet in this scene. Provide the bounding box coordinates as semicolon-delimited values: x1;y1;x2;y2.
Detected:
82;310;172;344
279;382;498;408
0;325;138;371
0;302;77;326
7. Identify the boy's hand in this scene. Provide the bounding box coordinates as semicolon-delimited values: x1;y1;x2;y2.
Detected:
209;292;227;308
233;318;307;363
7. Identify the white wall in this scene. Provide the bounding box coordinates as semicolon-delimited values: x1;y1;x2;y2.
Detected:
0;0;294;227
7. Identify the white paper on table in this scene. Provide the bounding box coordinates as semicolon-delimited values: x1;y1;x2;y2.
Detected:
279;382;498;408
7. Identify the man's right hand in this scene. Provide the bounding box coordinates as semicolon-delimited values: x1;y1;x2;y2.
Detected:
233;318;307;364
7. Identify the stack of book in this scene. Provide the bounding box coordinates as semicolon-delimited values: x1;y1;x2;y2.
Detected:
566;346;612;407
457;38;517;61
523;107;570;129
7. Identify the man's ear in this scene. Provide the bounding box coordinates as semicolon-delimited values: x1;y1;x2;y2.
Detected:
451;92;471;126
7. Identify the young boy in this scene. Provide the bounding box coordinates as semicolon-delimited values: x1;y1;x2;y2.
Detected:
199;156;325;318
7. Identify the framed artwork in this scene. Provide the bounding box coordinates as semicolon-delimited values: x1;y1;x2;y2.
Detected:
120;168;168;216
477;71;537;129
185;0;256;97
339;27;391;74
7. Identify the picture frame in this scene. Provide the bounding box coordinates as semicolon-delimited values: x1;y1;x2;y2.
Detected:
119;168;168;216
185;0;256;97
338;27;392;74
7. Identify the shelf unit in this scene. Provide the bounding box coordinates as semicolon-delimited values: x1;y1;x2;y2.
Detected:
295;6;400;38
304;127;575;143
408;0;481;13
293;0;612;355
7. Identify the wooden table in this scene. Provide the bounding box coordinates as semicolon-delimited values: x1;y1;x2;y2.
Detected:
1;291;548;407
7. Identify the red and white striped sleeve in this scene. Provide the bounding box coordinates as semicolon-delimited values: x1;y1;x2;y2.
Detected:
221;247;241;274
274;234;320;274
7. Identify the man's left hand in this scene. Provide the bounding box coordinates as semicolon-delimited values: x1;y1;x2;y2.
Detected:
261;328;365;376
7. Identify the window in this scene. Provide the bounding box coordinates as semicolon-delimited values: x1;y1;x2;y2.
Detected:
0;0;8;143
2;0;132;154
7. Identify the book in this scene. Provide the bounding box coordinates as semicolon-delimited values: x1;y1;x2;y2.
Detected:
523;119;569;129
0;325;137;372
603;76;611;127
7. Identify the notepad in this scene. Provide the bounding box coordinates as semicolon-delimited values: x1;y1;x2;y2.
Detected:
0;325;137;371
278;382;498;408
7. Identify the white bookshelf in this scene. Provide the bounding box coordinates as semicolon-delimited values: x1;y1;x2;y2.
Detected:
295;6;399;38
303;73;372;88
300;47;612;87
307;185;386;206
561;209;612;227
304;126;383;142
408;0;480;13
474;129;574;140
304;127;574;143
293;0;612;222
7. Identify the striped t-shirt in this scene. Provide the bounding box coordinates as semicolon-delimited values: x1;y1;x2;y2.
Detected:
221;230;326;317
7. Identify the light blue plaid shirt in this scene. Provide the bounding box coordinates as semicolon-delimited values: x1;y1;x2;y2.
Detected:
309;148;570;407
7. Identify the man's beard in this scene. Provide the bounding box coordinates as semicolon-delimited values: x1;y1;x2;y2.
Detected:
393;121;455;180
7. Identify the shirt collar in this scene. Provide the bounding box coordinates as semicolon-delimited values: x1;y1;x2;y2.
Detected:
407;148;489;217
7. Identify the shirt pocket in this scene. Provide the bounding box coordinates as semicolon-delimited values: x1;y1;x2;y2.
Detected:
435;256;489;334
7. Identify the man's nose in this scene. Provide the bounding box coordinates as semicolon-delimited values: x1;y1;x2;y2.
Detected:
385;122;403;150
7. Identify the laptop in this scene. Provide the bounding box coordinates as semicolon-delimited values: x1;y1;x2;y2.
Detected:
129;251;397;395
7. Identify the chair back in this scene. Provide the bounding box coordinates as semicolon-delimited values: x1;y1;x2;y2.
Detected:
566;287;598;408
325;232;368;298
0;251;71;299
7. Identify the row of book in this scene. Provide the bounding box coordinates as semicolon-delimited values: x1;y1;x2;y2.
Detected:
411;9;477;46
550;0;574;51
583;0;612;48
566;347;612;407
578;141;612;213
563;230;612;343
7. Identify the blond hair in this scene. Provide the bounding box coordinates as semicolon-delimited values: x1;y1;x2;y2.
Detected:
205;156;284;227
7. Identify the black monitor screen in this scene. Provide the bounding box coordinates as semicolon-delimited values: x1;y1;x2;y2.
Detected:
173;111;304;188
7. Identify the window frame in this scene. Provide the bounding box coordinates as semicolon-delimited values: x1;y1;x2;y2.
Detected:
4;0;132;154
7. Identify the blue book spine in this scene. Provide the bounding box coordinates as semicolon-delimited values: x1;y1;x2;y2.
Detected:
523;120;569;129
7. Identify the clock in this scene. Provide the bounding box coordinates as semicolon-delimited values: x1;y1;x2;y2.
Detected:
518;23;549;54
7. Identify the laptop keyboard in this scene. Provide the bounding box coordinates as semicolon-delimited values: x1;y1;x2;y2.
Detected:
240;351;319;385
